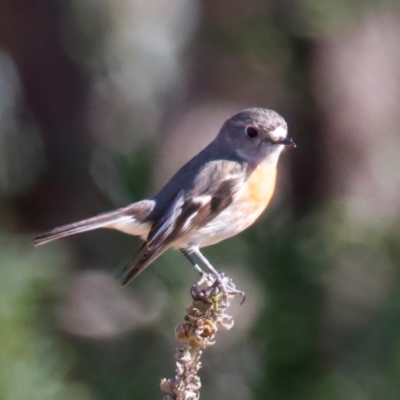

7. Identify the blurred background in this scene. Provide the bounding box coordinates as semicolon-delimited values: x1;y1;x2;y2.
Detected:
1;0;400;399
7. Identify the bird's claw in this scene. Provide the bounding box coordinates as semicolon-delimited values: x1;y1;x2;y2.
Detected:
191;269;245;307
210;273;246;306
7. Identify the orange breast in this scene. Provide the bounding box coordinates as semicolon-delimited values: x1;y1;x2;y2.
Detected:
239;161;277;224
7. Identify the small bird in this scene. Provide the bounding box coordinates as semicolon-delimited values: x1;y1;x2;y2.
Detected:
34;108;295;291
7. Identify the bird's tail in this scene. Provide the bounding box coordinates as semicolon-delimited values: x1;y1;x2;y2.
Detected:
34;199;155;246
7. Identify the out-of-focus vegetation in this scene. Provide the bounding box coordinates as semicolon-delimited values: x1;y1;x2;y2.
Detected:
1;0;400;399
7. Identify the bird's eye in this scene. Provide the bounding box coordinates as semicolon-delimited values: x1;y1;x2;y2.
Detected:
246;127;258;138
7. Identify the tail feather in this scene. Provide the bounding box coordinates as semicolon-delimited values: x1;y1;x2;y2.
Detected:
34;212;133;246
34;199;155;246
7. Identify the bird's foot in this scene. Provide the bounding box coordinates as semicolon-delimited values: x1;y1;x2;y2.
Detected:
191;272;245;307
211;273;246;306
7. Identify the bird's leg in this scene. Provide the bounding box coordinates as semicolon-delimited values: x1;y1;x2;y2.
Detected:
180;249;205;276
191;248;246;304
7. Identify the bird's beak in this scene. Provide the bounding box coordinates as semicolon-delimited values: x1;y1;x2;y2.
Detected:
274;137;296;148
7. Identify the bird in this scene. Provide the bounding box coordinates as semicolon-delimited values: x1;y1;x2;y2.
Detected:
34;108;295;293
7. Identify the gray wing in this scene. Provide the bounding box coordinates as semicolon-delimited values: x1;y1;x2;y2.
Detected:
121;157;245;285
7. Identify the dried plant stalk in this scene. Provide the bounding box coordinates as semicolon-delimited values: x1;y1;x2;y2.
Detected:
160;273;242;400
